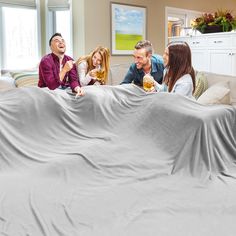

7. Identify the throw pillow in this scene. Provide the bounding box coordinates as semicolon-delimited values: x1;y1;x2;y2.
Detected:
197;82;230;105
0;80;16;91
11;71;39;87
193;72;208;99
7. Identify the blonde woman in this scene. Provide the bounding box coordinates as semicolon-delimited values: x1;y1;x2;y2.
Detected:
76;46;110;86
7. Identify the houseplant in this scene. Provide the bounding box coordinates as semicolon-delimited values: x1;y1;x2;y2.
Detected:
191;9;236;34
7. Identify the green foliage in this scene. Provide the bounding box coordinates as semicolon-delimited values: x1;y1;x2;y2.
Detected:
115;33;142;50
191;9;236;33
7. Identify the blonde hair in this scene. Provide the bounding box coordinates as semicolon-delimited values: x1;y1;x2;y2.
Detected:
76;46;110;84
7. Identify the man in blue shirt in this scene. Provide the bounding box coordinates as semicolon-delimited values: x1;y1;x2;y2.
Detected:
120;40;164;86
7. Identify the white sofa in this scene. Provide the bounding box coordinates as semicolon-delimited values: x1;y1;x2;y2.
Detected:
197;71;236;107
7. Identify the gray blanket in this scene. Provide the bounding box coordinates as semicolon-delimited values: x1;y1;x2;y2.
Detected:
0;85;236;236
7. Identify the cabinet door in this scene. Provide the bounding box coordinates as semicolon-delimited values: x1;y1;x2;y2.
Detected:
191;49;208;72
189;37;207;48
209;50;232;76
208;36;232;48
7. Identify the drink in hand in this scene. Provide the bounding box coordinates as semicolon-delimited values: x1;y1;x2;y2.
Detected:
143;74;154;92
96;65;105;82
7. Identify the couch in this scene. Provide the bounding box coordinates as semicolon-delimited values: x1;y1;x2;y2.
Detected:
0;65;235;107
108;64;236;107
200;71;236;107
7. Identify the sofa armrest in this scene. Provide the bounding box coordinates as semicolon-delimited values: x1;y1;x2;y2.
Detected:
201;71;236;106
0;75;16;91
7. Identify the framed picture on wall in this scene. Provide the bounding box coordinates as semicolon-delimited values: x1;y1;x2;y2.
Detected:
111;2;147;55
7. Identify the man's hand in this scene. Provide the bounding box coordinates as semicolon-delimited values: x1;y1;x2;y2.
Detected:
63;60;74;73
75;86;84;97
59;60;75;82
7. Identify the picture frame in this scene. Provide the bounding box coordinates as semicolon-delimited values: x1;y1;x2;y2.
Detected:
110;2;147;55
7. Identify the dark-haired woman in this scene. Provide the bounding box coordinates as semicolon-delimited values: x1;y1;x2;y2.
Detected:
155;41;195;98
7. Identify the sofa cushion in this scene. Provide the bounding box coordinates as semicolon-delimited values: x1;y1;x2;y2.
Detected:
11;71;39;87
197;82;230;105
0;74;16;91
0;80;16;91
108;63;130;85
202;72;236;105
203;72;234;87
193;72;208;99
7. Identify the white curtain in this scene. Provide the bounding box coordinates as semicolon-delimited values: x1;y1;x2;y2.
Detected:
47;0;70;10
0;0;36;8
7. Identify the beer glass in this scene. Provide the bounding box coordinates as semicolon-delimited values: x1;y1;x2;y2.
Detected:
143;74;154;92
95;65;105;83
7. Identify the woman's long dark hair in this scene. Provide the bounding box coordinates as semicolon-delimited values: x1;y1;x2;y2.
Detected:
164;41;195;93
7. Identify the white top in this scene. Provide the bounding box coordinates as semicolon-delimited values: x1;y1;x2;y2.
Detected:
77;61;94;86
172;74;194;98
155;74;194;98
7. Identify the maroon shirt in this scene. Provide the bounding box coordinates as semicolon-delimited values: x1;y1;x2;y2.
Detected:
38;53;80;90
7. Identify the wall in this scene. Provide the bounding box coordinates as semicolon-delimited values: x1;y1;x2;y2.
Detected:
73;0;150;64
72;0;236;65
39;0;236;64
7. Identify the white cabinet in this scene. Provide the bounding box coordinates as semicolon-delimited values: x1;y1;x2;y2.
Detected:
209;50;233;75
189;37;207;48
191;49;208;71
207;35;232;48
169;32;236;76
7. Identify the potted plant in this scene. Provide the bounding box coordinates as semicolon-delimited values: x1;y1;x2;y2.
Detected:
191;9;236;33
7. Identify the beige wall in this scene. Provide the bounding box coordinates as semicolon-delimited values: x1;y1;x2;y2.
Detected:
72;0;236;64
149;0;236;56
73;0;149;64
39;0;236;64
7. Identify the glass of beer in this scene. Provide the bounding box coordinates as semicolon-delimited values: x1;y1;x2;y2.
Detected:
95;65;105;83
143;74;154;92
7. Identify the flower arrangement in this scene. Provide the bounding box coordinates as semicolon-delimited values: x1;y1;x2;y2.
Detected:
191;9;236;33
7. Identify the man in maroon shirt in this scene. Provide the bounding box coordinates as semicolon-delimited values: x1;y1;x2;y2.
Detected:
38;33;84;96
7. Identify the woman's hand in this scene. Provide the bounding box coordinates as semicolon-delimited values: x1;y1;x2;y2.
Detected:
89;69;98;78
93;79;105;85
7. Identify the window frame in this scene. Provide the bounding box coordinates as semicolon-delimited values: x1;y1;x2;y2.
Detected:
0;1;41;71
46;3;73;57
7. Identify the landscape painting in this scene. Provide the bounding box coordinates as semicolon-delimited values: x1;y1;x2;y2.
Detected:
111;3;146;55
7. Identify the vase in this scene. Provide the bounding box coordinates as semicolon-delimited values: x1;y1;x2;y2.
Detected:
198;25;223;34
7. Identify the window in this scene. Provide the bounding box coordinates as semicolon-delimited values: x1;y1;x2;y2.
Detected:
0;0;40;71
47;0;73;57
53;10;72;56
1;6;39;70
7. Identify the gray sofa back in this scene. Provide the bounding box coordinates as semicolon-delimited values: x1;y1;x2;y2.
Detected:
108;63;130;85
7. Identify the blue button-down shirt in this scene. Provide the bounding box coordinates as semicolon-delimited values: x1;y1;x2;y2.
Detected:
121;54;164;86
